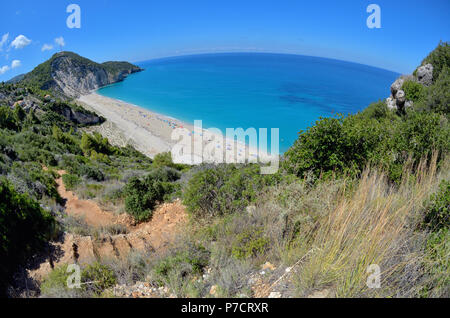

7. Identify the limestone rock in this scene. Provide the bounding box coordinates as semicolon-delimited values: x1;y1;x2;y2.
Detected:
405;100;414;108
386;96;397;110
395;90;406;105
390;78;404;96
416;63;433;86
21;51;142;98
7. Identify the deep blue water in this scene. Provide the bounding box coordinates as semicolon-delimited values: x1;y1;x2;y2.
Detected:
97;53;399;152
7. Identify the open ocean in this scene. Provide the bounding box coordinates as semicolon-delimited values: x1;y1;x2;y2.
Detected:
97;53;399;153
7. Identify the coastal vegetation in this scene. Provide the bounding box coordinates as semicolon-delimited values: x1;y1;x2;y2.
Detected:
0;43;449;298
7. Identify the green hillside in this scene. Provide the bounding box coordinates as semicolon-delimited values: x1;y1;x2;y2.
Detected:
0;43;448;298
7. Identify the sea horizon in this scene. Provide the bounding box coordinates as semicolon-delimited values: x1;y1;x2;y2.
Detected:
97;52;400;152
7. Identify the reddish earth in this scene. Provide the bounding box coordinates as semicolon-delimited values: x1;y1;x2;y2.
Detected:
29;170;187;282
55;170;119;227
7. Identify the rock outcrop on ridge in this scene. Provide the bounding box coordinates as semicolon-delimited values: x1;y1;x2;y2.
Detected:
19;51;142;98
385;63;433;112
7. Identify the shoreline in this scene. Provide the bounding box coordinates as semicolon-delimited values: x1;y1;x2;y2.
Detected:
77;93;273;164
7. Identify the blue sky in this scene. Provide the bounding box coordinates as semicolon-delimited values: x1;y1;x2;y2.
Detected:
0;0;449;81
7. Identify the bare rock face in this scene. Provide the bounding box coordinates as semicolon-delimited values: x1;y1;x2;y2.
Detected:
52;56;110;97
51;55;140;98
390;78;405;96
405;100;414;109
416;63;433;86
385;64;431;111
395;90;406;106
386;96;396;110
60;104;103;125
21;51;142;99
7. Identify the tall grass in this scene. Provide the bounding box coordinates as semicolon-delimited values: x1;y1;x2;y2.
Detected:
293;153;447;297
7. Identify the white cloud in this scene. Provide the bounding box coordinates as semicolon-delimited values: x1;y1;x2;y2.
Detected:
41;44;54;51
54;36;65;47
0;33;9;50
0;65;10;75
11;35;31;49
11;60;21;69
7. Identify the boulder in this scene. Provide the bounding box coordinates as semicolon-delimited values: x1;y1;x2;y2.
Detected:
395;90;406;106
386;96;397;110
416;63;433;86
390;78;404;96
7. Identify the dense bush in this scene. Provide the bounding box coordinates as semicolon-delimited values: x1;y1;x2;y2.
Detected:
39;264;75;297
421;41;450;81
231;227;269;260
0;179;56;295
81;262;117;295
78;164;105;181
415;65;450;115
360;100;391;120
124;167;181;221
152;151;189;171
183;164;279;217
152;245;209;286
80;132;112;156
402;80;425;102
283;109;449;182
0;105;19;131
62;173;81;190
423;180;449;231
423;228;449;297
7;161;61;202
40;262;117;297
283;114;392;179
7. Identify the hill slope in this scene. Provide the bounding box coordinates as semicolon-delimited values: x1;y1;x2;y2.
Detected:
20;51;142;98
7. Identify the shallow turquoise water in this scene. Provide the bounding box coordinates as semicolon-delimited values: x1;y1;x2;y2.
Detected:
97;53;399;152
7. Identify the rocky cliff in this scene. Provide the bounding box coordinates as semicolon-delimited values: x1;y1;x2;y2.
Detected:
20;52;142;98
386;63;434;112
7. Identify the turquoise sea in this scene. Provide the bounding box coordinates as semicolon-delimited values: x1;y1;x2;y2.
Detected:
97;53;399;153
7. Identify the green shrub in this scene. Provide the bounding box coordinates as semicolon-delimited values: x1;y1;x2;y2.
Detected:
402;80;425;102
0;105;18;131
124;168;180;221
40;262;117;297
0;179;56;294
393;112;449;166
81;262;117;295
153;245;209;286
78;165;105;181
282;114;392;179
421;41;450;81
361;100;391;120
81;132;111;156
183;164;279;217
416;65;450;115
62;173;81;190
420;228;449;297
40;264;73;296
152;151;189;171
423;180;449;231
231;227;269;260
283;110;449;183
152;152;173;168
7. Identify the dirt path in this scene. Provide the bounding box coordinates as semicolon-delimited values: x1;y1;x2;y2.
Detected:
28;169;187;283
56;170;119;227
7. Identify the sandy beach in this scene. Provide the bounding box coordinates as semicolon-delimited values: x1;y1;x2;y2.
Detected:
77;93;275;166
